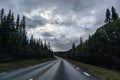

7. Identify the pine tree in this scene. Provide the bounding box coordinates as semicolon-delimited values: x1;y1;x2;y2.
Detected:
21;15;26;34
0;8;4;23
0;9;4;53
0;9;53;61
1;15;9;54
16;14;20;32
72;42;75;50
10;13;15;32
22;15;27;44
80;37;83;45
105;8;111;23
111;6;119;20
19;15;27;46
89;34;91;39
72;42;75;58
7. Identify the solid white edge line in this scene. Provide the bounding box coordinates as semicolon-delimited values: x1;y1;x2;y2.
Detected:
83;72;90;76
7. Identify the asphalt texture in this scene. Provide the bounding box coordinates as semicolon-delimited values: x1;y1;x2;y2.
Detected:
0;57;101;80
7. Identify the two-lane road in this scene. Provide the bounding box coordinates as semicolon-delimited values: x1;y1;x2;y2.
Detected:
0;58;101;80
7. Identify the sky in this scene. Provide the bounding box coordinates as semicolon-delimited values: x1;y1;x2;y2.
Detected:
0;0;120;51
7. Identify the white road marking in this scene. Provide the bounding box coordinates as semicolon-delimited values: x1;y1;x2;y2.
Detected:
83;72;90;76
29;78;33;80
76;67;80;70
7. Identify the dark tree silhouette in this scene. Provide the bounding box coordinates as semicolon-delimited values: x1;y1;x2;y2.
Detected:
80;37;83;45
0;9;53;62
105;8;111;23
111;6;119;20
16;14;20;32
71;42;75;58
59;8;120;71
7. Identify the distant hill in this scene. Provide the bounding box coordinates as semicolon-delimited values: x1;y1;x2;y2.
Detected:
65;19;120;70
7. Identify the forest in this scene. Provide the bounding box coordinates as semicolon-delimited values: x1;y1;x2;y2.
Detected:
0;9;53;62
59;6;120;71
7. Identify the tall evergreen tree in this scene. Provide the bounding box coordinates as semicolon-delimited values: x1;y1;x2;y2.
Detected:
72;42;75;50
10;13;15;32
16;14;20;32
0;9;4;52
22;15;27;44
72;42;75;57
1;15;9;54
88;34;91;39
111;6;119;20
80;37;83;45
105;8;111;23
0;8;4;23
0;9;53;62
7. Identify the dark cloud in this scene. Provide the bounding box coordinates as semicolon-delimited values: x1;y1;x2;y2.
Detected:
0;0;120;51
42;32;54;37
26;16;47;28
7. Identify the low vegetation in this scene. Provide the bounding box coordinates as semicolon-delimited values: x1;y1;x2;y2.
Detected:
67;59;120;80
0;58;56;73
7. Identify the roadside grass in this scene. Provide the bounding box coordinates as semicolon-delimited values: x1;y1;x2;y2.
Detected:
0;58;56;73
67;59;120;80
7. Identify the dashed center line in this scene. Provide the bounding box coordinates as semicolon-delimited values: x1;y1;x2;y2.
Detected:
83;72;90;76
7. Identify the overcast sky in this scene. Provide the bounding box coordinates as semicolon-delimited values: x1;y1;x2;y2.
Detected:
0;0;120;51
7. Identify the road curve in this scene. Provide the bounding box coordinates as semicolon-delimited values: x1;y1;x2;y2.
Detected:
0;57;101;80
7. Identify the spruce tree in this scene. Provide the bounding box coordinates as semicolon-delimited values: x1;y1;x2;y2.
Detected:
105;8;111;23
16;14;20;32
111;6;118;20
80;37;83;45
21;15;27;44
0;8;4;23
72;42;75;58
10;13;15;32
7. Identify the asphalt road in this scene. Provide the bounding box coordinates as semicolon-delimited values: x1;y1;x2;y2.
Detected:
0;57;101;80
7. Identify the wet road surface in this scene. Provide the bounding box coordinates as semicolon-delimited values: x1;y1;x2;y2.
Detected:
0;58;101;80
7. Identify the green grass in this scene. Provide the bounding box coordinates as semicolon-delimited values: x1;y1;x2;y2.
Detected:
67;59;120;80
0;58;56;73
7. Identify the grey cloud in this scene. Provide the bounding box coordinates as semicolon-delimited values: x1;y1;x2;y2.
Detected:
42;32;54;37
0;0;119;51
60;34;66;38
47;37;72;51
26;16;47;28
53;42;71;51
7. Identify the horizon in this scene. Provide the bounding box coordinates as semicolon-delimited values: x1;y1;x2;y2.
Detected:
0;0;120;51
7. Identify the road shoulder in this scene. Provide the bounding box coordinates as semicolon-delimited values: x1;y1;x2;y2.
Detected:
67;59;120;80
0;58;56;73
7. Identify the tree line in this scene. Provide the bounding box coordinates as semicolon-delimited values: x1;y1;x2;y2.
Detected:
105;6;118;23
0;9;53;62
60;6;120;70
